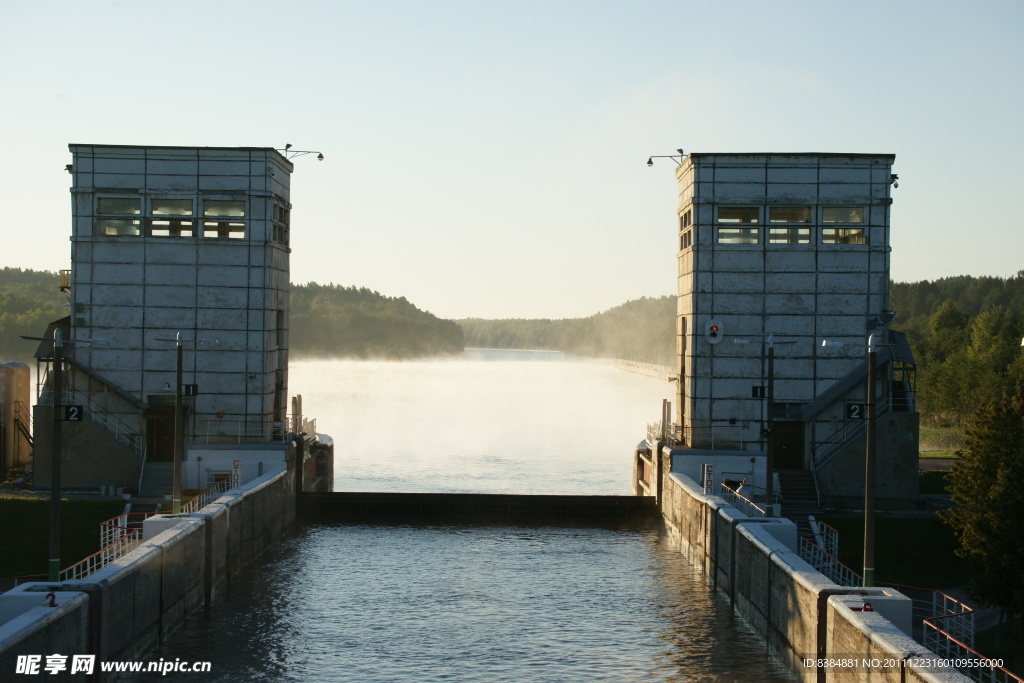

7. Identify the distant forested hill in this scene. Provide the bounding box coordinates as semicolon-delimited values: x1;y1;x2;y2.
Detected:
0;268;63;361
289;282;464;358
0;271;464;361
459;295;676;366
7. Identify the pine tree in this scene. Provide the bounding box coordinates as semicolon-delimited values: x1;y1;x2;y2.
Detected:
940;390;1024;642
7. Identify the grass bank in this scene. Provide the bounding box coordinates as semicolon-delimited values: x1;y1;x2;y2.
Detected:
0;497;126;578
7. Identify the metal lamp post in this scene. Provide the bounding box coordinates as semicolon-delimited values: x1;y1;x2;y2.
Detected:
21;330;108;581
822;332;882;587
155;333;216;514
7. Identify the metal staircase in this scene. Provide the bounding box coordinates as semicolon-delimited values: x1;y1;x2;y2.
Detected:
778;469;822;522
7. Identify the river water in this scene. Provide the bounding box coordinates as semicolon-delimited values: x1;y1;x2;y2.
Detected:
133;351;796;682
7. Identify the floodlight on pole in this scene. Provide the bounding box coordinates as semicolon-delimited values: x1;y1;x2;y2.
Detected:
154;333;218;514
20;330;109;581
277;145;325;161
646;149;686;167
820;332;885;587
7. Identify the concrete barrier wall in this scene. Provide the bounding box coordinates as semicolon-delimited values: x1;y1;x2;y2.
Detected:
0;469;295;669
660;471;969;682
0;592;90;676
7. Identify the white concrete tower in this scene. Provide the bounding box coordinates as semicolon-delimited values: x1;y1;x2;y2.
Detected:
671;153;917;508
65;145;293;460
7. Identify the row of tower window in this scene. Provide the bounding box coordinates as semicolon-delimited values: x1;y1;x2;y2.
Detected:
681;226;866;249
91;196;290;243
679;204;869;248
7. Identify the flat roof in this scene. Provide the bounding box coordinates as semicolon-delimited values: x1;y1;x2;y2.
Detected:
69;143;279;152
687;152;895;159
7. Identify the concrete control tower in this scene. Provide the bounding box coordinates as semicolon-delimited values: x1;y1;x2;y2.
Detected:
665;153;918;510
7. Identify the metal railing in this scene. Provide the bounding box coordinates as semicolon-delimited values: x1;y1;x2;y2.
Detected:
720;482;772;517
60;527;142;582
199;414;317;444
52;386;145;458
812;389;915;470
181;477;236;513
796;525;863;587
796;527;1020;681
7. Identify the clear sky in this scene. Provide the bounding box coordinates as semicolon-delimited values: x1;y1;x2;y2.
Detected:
2;0;1021;320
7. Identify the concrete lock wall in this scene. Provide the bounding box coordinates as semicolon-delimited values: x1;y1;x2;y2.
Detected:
0;468;295;668
660;471;970;682
0;592;90;676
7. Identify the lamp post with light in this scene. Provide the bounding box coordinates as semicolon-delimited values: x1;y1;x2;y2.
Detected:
821;332;883;587
21;329;109;581
155;333;217;514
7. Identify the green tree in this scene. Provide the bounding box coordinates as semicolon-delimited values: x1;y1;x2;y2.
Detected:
940;391;1024;645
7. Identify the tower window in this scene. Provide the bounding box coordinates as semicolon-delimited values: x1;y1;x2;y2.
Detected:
769;227;811;244
204;200;246;217
98;219;141;236
98;197;141;215
822;206;865;223
769;206;811;223
822;228;866;245
680;230;693;250
717;207;759;223
717;227;759;244
203;222;246;239
152;199;194;216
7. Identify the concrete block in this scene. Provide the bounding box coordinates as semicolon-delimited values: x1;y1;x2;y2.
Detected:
200;288;249;309
199;175;250;191
712;250;764;273
146;159;199;176
95;157;146;174
197;265;248;287
92;242;146;263
198;160;250;176
819;167;873;184
766;167;817;183
197;244;252;266
816;272;868;294
766;292;815;314
92;285;143;306
146;175;201;191
145;243;200;265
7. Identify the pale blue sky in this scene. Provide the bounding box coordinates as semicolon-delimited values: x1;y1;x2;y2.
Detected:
2;0;1021;319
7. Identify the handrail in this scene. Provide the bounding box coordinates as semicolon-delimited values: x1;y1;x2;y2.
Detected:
58;387;145;458
720;482;769;517
60;528;141;582
812;390;909;470
797;531;863;587
181;477;236;513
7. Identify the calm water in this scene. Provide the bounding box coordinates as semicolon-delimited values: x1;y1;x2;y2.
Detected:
134;352;796;682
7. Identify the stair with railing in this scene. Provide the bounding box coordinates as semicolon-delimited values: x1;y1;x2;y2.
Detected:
138;462;173;499
778;469;822;521
37;367;145;460
13;401;33;447
812;393;895;472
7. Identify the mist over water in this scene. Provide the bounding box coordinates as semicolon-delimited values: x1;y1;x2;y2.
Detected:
131;351;796;682
289;349;672;494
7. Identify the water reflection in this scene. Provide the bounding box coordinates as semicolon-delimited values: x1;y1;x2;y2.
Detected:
133;525;794;682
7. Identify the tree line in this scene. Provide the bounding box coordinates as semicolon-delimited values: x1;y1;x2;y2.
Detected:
890;274;1024;429
0;270;463;361
459;296;676;366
